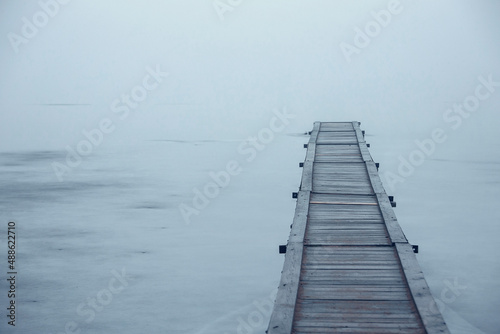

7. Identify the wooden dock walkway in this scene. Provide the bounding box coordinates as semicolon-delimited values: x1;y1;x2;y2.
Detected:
267;122;449;334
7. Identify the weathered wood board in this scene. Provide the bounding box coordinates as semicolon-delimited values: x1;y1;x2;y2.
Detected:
267;122;449;334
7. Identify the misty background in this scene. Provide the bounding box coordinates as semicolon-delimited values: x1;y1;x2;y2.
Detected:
1;1;499;333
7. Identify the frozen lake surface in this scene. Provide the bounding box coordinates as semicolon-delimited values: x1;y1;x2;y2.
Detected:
0;120;499;333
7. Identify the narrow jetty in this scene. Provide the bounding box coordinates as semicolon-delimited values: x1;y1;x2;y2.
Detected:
267;122;449;334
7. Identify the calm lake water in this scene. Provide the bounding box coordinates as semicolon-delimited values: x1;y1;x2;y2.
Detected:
0;130;498;334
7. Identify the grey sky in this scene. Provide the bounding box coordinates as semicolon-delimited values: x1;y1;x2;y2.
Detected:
1;0;499;151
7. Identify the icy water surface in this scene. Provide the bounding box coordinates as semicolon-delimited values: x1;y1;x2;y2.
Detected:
0;137;304;333
1;132;499;334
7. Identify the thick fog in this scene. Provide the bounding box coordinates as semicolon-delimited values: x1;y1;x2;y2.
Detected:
2;0;499;150
1;1;499;333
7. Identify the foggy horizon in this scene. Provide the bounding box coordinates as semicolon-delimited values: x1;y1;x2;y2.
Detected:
1;1;499;333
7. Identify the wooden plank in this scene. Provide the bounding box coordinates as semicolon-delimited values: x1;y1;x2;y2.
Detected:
306;231;389;238
320;122;354;132
352;122;374;162
303;245;397;255
298;288;411;301
307;217;383;223
304;142;316;162
352;121;366;143
306;224;386;231
294;286;426;333
303;263;400;270
301;273;403;284
299;283;408;291
316;144;361;153
294;318;422;328
309;201;378;205
304;237;391;246
310;122;321;139
288;191;310;243
317;132;356;138
358;142;373;163
318;132;357;137
308;203;383;219
295;299;419;314
294;323;423;331
306;229;388;235
302;258;399;266
302;251;397;265
313;162;367;173
294;327;424;334
299;161;313;191
267;242;303;334
267;191;310;334
307;211;382;219
297;312;420;320
365;161;386;194
304;122;320;162
300;277;405;286
312;173;369;179
396;243;450;334
317;133;358;145
300;278;406;286
307;216;384;224
315;155;364;163
311;186;373;195
312;162;374;195
308;208;383;218
376;193;407;244
310;193;377;205
304;246;398;264
312;174;371;183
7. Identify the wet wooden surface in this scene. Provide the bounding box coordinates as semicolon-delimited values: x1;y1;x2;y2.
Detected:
267;122;449;334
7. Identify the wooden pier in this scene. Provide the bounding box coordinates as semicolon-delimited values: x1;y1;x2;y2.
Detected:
267;122;449;334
